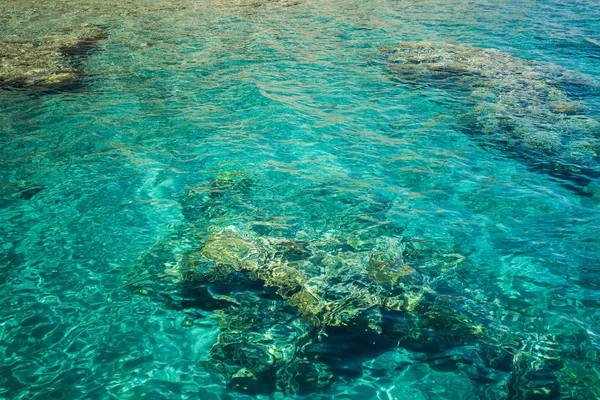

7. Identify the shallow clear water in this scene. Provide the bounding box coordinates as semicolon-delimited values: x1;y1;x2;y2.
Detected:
1;0;600;398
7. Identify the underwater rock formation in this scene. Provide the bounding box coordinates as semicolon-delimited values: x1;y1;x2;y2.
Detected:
0;24;108;89
216;0;306;9
129;225;442;395
124;171;575;396
0;179;44;200
384;42;600;190
195;227;420;332
124;172;437;393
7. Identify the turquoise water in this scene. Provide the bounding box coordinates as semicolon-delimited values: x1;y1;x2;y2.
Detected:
1;0;600;398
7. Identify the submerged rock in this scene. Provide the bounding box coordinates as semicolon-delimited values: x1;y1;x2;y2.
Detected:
126;172;573;395
203;296;314;395
126;185;429;392
188;226;425;333
0;24;108;89
124;172;468;393
215;0;306;9
187;226;425;394
384;42;600;189
0;179;45;200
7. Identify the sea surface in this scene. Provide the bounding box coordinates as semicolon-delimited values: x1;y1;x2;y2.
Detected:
1;0;600;398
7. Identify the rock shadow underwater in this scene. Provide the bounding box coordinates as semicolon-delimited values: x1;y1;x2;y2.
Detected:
121;171;599;398
383;41;600;196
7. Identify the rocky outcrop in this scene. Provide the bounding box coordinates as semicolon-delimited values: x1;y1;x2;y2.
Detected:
0;24;108;89
122;171;499;395
384;42;600;190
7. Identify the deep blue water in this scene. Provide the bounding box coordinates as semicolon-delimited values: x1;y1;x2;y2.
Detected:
1;0;600;398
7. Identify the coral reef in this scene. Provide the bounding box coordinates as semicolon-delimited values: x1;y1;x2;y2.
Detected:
384;42;600;188
0;24;108;89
